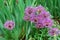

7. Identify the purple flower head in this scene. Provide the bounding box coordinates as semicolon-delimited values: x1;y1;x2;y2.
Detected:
36;5;45;14
4;20;15;30
24;15;30;21
42;18;53;28
48;28;59;36
24;14;36;21
37;14;44;20
25;6;35;16
35;22;44;28
39;11;51;19
30;15;39;23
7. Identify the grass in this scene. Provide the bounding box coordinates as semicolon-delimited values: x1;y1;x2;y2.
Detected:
0;0;60;40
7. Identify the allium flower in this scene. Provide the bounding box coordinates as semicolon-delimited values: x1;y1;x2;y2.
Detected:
39;11;50;18
42;18;53;28
48;28;59;36
24;15;30;21
4;20;15;30
36;22;44;28
25;6;35;16
36;5;45;14
37;14;44;20
30;15;39;23
24;14;35;21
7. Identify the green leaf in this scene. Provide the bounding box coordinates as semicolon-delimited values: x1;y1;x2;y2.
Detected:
0;19;4;29
18;0;25;22
0;37;6;40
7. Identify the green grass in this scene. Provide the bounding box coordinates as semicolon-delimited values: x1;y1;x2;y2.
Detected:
0;0;60;40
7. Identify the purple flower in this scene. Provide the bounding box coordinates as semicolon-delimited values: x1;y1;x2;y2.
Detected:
24;15;30;21
25;6;35;16
24;14;35;21
39;11;51;19
35;22;44;28
42;18;53;28
37;14;44;20
48;28;59;36
35;5;45;14
4;20;15;30
30;15;39;23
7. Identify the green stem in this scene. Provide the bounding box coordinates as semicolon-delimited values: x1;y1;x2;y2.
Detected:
54;34;57;40
26;22;28;40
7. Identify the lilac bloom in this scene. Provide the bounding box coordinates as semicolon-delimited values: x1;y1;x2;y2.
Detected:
4;20;15;30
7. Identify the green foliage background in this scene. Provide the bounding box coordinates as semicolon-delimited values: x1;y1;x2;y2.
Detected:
0;0;60;40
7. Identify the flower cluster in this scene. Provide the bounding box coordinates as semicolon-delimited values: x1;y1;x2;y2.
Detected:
24;5;60;36
48;28;60;36
4;20;15;30
24;5;53;28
